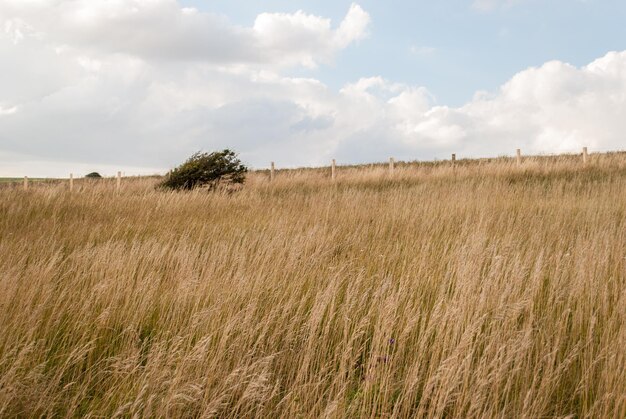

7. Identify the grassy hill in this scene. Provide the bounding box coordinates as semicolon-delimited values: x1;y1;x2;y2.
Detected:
0;153;624;417
0;177;58;184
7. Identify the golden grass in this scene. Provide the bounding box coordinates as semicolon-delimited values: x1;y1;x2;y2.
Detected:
1;154;625;418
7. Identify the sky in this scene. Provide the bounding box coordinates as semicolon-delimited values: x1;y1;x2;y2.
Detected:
1;0;626;177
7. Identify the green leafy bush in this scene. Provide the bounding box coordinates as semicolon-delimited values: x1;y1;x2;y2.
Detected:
161;150;247;191
85;172;102;178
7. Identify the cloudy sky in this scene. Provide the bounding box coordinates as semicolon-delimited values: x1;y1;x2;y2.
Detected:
1;0;625;177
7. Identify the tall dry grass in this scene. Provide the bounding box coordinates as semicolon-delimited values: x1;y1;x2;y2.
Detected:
1;153;625;418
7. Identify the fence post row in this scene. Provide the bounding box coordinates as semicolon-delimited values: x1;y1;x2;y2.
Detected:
18;148;594;192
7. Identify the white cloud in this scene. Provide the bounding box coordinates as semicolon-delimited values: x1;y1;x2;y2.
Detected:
409;45;436;56
0;105;19;116
1;1;626;177
252;4;369;69
335;4;371;47
0;0;369;69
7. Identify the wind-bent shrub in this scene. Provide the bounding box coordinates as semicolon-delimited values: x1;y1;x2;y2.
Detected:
160;150;247;191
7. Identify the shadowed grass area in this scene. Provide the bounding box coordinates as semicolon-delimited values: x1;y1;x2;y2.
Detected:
0;153;625;417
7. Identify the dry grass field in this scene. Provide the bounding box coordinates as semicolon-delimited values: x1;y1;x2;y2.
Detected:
1;154;625;418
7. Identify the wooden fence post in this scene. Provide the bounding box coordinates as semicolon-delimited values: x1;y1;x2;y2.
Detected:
583;147;588;165
23;176;28;191
389;157;395;174
331;159;336;181
270;162;275;181
516;149;522;166
69;173;74;192
451;154;456;168
116;171;121;191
